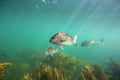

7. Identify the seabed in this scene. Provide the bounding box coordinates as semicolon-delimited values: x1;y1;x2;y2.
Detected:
0;48;120;80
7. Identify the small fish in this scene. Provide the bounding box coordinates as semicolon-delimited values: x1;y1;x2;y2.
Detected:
49;32;77;50
45;47;58;57
81;38;104;47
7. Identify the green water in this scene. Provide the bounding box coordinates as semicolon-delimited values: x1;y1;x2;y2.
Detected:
0;0;120;65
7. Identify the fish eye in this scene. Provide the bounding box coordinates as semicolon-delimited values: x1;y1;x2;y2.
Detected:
51;37;55;39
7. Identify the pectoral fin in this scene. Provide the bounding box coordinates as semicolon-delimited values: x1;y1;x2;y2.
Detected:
60;46;64;50
51;54;54;57
73;35;77;46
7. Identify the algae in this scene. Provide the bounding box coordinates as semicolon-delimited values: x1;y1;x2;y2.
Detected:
0;49;120;80
78;64;110;80
107;59;120;80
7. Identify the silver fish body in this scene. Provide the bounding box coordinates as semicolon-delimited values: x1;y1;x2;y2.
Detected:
81;38;104;47
49;32;77;46
45;47;58;57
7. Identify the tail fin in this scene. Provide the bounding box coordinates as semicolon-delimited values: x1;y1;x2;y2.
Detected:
100;38;104;45
73;35;77;46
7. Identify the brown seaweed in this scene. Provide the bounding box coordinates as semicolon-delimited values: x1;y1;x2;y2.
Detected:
0;62;12;79
78;64;110;80
107;59;120;80
1;48;119;80
78;65;97;80
42;53;86;80
21;73;33;80
93;64;111;80
34;63;67;80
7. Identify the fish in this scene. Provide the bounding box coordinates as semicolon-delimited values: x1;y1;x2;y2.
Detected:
49;32;77;50
45;47;58;57
81;38;104;47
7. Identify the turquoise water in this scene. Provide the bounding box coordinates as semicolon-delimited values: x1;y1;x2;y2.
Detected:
0;0;120;65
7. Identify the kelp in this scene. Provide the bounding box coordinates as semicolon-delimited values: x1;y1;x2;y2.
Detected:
107;59;120;80
21;53;86;80
21;73;33;80
42;53;86;80
0;61;32;80
0;48;120;80
0;62;12;79
78;65;97;80
93;64;111;80
34;63;66;80
21;63;66;80
78;64;110;80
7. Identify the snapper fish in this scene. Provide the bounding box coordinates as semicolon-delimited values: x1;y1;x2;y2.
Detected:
45;47;58;57
81;38;104;47
49;32;77;50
